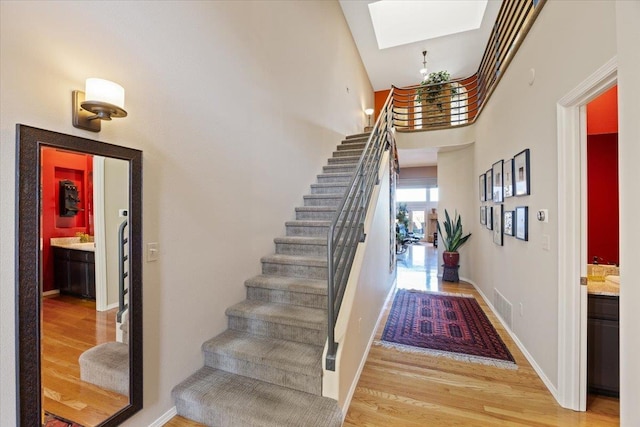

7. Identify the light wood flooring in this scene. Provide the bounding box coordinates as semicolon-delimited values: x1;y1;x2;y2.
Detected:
42;294;128;426
165;243;619;426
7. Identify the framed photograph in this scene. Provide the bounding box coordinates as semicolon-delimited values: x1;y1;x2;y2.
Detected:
485;169;493;202
485;205;493;230
514;149;530;196
504;158;514;198
479;174;486;202
493;205;503;245
480;206;486;225
492;160;504;203
504;210;514;236
515;206;529;241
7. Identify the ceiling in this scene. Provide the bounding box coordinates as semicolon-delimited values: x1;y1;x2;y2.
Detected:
339;0;502;168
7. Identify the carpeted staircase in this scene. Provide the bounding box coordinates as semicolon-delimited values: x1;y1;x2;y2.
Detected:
171;133;369;427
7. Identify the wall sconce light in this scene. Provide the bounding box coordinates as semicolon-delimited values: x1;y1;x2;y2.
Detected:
365;108;374;128
72;78;127;132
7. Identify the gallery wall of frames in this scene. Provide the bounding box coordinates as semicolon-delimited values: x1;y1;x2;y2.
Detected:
479;149;530;245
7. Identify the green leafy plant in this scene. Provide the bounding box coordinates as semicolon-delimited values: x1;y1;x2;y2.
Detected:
437;209;472;252
417;71;459;110
396;203;409;245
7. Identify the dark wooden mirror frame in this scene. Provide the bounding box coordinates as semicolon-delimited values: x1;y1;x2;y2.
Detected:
15;124;143;426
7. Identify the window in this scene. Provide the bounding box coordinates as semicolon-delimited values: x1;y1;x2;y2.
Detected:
429;187;439;202
396;188;427;202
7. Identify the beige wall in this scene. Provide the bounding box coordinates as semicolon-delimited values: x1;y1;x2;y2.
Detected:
616;1;640;424
0;1;373;424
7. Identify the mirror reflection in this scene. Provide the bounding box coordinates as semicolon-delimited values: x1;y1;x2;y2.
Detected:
40;147;130;426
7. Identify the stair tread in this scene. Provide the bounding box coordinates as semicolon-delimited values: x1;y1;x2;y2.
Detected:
274;236;327;245
226;300;326;329
173;367;342;427
295;206;337;211
345;132;371;140
303;194;344;198
202;330;323;374
310;182;349;188
261;253;327;267
285;220;330;227
245;274;327;294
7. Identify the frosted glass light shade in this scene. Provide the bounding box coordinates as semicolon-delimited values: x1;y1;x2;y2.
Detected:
365;108;374;116
85;78;125;109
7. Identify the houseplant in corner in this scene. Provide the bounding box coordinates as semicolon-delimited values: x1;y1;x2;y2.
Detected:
437;209;472;280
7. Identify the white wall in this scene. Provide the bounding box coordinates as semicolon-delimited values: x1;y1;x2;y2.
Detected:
451;0;617;393
0;1;373;425
615;1;640;424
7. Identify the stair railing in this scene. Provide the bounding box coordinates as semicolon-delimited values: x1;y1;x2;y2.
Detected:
117;219;129;323
326;90;396;371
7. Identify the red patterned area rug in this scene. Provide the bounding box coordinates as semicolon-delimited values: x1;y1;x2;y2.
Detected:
44;412;84;427
376;289;516;369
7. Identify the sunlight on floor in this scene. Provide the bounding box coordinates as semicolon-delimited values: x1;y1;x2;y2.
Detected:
396;242;440;292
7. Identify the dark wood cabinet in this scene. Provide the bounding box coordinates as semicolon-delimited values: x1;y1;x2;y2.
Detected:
53;247;96;299
587;294;619;397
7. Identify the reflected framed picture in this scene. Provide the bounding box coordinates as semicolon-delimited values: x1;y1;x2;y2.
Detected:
480;174;486;202
514;149;530;196
504;210;514;236
485;205;493;230
493;205;503;245
486;169;493;202
515;206;528;241
492;160;504;203
504;158;514;198
480;206;486;225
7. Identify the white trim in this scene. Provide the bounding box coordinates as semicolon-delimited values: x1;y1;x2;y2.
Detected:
462;277;559;401
105;301;119;311
42;289;60;297
93;156;108;312
340;281;397;420
556;56;617;411
147;406;177;427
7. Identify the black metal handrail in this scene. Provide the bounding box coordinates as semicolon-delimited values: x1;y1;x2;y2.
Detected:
117;219;129;323
326;89;396;371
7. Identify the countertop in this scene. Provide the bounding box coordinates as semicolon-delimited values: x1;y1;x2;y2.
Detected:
587;276;619;297
50;237;95;252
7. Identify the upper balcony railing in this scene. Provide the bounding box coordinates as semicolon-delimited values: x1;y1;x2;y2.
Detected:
392;0;546;132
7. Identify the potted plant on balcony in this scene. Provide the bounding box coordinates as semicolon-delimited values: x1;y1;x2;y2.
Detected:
437;209;471;280
417;71;459;125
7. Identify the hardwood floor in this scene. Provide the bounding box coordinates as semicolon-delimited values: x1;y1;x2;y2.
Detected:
42;294;128;427
164;243;619;426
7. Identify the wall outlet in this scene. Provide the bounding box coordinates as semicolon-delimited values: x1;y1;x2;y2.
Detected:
147;242;159;262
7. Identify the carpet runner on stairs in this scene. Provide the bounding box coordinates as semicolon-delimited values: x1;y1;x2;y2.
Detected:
172;133;369;426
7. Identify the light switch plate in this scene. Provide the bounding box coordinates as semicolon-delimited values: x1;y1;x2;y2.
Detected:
147;242;159;262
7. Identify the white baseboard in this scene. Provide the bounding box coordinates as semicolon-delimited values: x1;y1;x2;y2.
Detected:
461;277;560;403
148;406;177;427
341;279;397;420
42;289;60;297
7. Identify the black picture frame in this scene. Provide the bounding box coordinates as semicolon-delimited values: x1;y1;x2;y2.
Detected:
485;205;493;230
514;149;530;196
485;169;493;202
493;204;503;245
480;206;486;225
492;160;504;203
504;158;514;198
480;174;486;202
504;210;514;236
515;206;529;241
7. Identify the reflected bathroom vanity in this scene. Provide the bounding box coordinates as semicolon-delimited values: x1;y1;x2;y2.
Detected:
51;239;96;299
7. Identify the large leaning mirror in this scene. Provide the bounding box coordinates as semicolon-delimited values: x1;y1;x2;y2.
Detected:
16;125;142;426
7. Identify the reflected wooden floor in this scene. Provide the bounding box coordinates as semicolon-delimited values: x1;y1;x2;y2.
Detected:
164;243;619;426
42;295;128;427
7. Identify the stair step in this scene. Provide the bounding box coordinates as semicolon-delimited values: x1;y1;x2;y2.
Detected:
261;253;327;279
303;194;344;207
328;155;360;164
322;163;358;174
295;206;337;220
202;330;323;395
226;300;326;345
337;142;366;151
274;236;327;257
172;367;342;427
285;220;330;237
345;132;371;140
332;148;363;158
317;172;353;184
310;183;349;195
245;273;327;308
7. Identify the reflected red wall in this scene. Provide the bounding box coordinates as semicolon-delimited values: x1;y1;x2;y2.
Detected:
586;85;618;265
41;147;93;292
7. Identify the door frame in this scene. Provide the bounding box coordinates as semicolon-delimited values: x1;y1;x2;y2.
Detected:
556;56;617;410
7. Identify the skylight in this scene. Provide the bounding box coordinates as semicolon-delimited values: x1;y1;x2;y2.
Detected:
368;0;489;50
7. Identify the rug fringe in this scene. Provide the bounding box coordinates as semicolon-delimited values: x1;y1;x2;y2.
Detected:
373;340;518;370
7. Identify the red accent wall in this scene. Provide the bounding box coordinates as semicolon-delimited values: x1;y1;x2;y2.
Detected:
41;147;93;292
587;85;618;135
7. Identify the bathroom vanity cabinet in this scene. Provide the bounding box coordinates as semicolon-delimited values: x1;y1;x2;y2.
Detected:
587;294;619;396
53;246;96;299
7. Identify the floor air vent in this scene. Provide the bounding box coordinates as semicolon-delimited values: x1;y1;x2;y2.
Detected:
493;288;513;329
